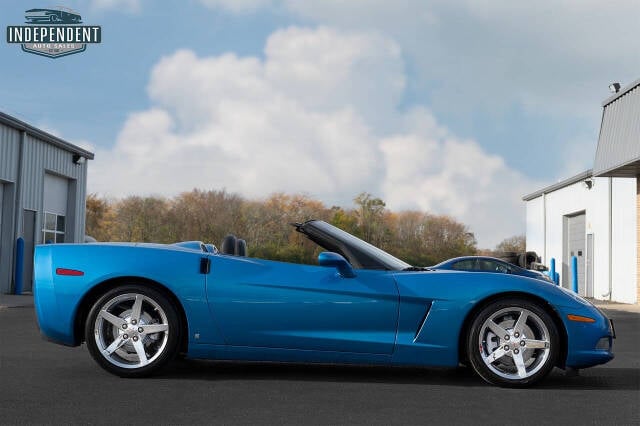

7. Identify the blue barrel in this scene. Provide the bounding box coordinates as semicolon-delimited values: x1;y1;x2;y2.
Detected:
550;258;559;285
571;256;578;293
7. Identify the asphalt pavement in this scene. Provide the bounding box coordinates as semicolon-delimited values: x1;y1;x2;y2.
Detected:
0;298;638;425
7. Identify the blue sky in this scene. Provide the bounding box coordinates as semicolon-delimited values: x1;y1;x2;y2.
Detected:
1;0;638;247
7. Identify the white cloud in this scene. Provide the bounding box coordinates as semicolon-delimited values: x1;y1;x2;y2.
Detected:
90;26;537;247
91;0;141;13
198;0;273;13
264;27;405;123
201;0;640;120
380;111;539;243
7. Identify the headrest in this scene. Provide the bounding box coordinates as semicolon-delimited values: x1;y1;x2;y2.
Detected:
221;234;237;255
236;239;247;257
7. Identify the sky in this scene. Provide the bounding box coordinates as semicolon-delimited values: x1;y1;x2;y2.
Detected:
1;0;638;248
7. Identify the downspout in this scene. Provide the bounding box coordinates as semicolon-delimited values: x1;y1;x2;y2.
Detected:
608;177;613;300
602;177;613;300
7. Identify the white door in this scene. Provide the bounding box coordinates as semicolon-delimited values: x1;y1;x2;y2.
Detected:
565;213;586;294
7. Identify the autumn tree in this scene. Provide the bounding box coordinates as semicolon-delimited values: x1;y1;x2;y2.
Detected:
111;196;171;242
353;192;388;246
85;193;113;241
83;190;477;266
166;189;244;244
243;193;330;263
495;235;526;253
384;211;476;266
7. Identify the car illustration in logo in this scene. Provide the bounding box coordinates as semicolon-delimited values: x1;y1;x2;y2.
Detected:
7;6;100;58
25;7;82;24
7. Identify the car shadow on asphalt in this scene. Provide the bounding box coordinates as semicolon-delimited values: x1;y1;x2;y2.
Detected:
155;359;640;390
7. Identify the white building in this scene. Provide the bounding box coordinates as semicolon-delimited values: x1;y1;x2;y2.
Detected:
523;80;639;304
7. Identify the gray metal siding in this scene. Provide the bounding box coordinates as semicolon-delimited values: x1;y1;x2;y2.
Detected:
0;124;21;182
20;135;88;243
0;113;92;293
594;83;640;176
0;111;94;160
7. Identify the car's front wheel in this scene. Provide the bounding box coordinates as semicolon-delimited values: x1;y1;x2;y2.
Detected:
85;285;181;377
466;298;559;387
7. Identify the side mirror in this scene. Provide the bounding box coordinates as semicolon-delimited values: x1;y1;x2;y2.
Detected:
318;252;356;278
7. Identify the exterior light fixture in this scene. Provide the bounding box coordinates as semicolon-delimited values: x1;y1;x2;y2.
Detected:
608;82;621;93
583;179;594;190
72;154;85;164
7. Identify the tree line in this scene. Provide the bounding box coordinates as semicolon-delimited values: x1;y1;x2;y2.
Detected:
86;189;523;266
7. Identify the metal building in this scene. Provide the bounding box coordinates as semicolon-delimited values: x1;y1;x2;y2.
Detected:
523;79;640;304
0;111;94;294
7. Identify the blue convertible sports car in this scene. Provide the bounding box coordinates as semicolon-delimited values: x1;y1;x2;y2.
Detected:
34;220;614;387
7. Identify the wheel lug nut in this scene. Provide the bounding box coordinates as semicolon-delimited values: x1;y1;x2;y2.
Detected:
133;336;138;342
122;324;127;329
123;334;129;339
504;335;510;340
138;327;143;333
131;319;137;325
504;345;510;351
514;332;520;338
520;341;526;346
514;349;519;354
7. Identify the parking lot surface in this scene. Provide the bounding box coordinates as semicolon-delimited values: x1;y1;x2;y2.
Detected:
0;303;638;425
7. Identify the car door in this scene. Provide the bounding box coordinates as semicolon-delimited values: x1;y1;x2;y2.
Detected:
207;256;399;354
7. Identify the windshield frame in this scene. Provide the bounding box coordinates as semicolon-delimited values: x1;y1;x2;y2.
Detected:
295;220;411;271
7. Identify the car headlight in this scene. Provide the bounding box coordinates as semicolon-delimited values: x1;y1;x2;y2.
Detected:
596;337;611;350
556;286;593;306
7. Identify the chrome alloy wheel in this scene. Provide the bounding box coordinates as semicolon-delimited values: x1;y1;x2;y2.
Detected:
93;293;170;369
478;307;551;381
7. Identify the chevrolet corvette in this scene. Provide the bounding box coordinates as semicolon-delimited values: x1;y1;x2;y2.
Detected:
34;220;614;387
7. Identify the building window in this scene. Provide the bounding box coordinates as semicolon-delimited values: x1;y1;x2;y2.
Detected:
43;212;65;243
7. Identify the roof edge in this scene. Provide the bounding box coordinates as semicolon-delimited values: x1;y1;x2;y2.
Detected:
0;111;95;160
594;157;640;177
601;78;640;107
522;169;593;201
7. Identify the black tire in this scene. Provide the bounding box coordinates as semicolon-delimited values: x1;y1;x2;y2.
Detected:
85;285;181;377
466;298;559;387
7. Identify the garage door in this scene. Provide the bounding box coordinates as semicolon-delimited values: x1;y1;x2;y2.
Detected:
43;174;68;243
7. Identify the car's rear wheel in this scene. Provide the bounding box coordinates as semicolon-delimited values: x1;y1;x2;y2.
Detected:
85;285;181;377
466;298;559;387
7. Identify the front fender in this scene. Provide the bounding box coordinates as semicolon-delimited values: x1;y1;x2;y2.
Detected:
390;270;612;367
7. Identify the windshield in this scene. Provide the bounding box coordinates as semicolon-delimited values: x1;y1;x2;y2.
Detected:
311;221;411;271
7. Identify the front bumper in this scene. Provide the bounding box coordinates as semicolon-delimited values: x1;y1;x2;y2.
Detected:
561;305;615;369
